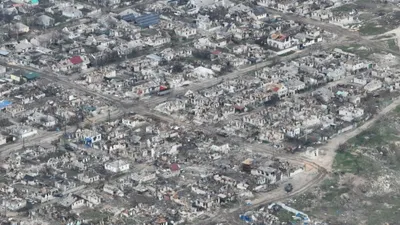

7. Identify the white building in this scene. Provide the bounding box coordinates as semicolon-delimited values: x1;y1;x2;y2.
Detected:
62;7;83;18
104;160;130;173
257;0;275;7
0;65;6;74
286;79;306;92
192;66;214;79
103;184;124;197
330;16;357;28
0;134;6;145
4;198;27;211
14;23;29;34
76;129;102;144
13;127;38;139
267;34;297;50
187;0;234;9
175;27;197;38
121;115;146;128
338;107;364;121
251;166;279;184
77;172;100;184
131;171;157;183
144;37;171;47
364;80;382;93
252;7;268;20
210;143;230;154
353;77;367;86
28;112;57;127
196;14;213;30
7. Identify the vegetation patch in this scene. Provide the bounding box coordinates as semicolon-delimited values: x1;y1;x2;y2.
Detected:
348;120;397;147
386;39;399;51
275;210;294;222
358;22;388;36
337;44;372;59
333;151;380;176
331;4;356;13
289;103;400;224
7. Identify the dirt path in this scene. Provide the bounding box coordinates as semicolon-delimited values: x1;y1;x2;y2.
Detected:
369;27;400;50
316;97;400;171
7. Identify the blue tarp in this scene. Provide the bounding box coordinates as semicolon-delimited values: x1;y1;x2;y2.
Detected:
0;100;12;109
84;137;92;147
239;215;252;222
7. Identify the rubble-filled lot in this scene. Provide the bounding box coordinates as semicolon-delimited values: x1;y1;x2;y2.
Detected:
154;49;400;150
0;114;311;224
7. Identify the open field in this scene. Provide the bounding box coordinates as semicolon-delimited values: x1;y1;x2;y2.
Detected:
286;106;400;224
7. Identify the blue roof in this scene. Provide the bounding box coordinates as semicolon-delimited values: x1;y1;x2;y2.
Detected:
0;100;12;109
121;13;136;22
134;14;159;27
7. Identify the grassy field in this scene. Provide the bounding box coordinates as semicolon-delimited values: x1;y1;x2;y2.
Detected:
275;210;295;223
331;4;356;13
358;22;388;36
288;105;400;224
386;39;399;51
337;44;372;59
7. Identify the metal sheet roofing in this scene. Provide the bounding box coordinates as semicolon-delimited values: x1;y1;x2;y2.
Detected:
134;14;160;27
70;56;83;65
24;72;40;80
121;13;136;22
0;50;9;56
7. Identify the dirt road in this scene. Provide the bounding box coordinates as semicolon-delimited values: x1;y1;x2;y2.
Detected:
317;97;400;170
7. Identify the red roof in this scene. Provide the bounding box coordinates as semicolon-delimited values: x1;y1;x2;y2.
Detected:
272;86;280;92
160;85;168;91
278;35;287;41
170;163;180;172
234;105;245;110
69;56;83;65
211;50;221;55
